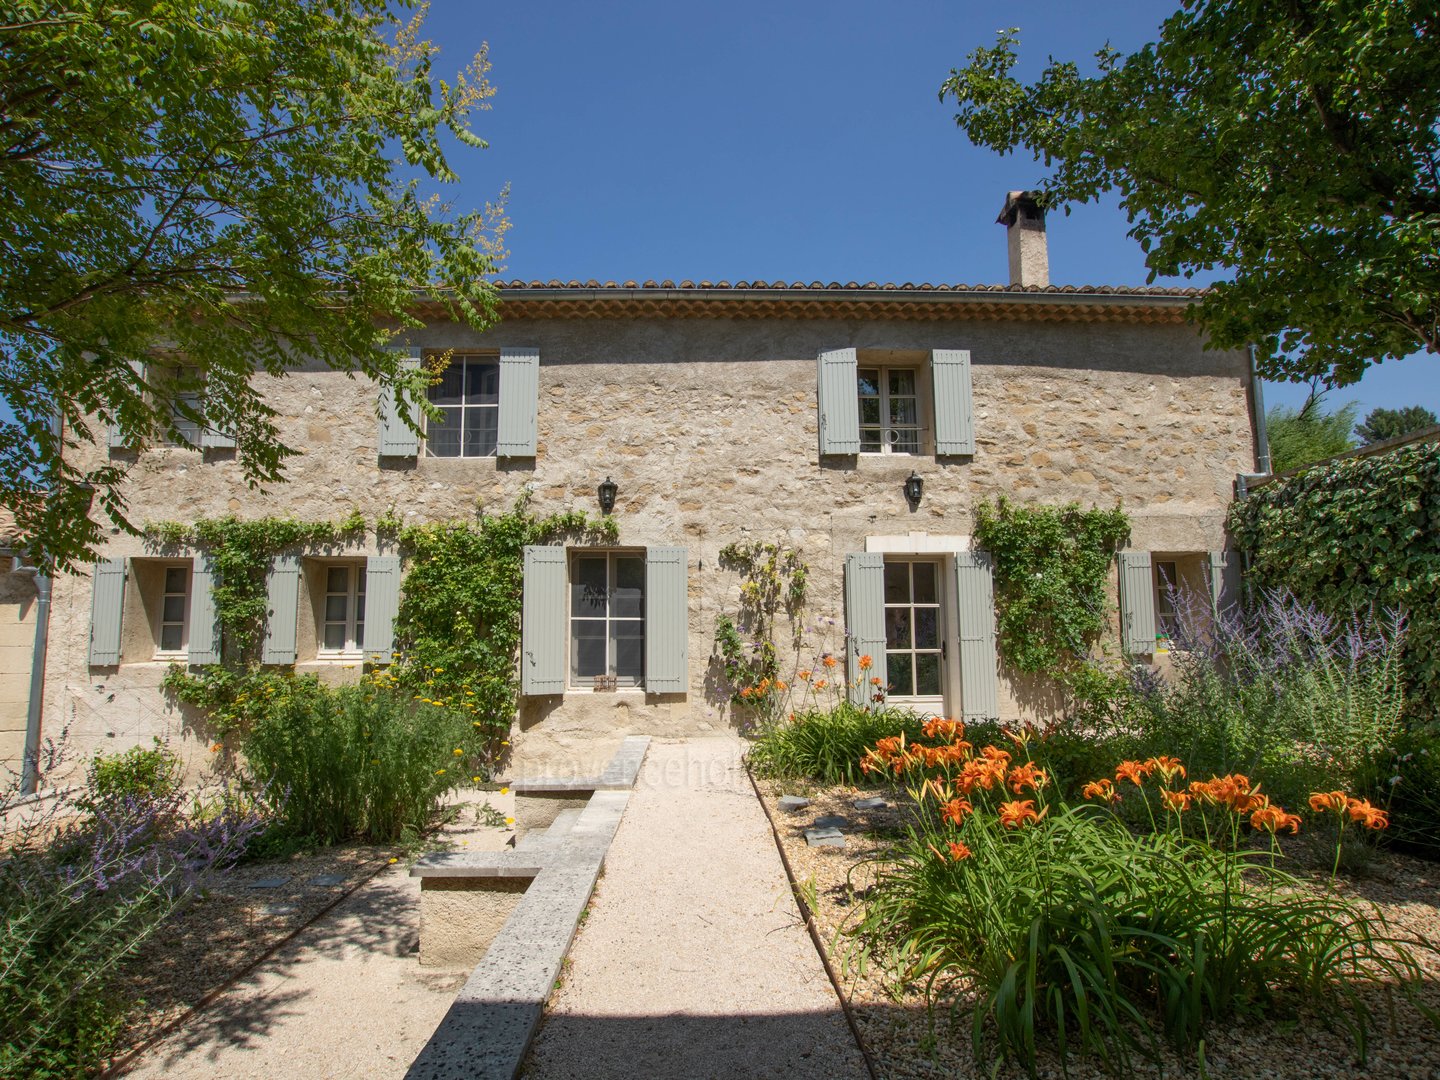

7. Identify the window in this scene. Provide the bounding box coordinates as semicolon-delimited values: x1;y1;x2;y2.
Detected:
884;559;944;698
570;552;644;687
858;366;922;453
319;563;366;655
153;365;204;447
1153;560;1180;641
426;353;499;457
155;564;190;656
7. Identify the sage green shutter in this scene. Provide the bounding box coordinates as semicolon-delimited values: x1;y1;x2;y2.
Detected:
954;551;1000;721
817;348;860;455
187;554;221;665
931;349;975;455
109;361;145;449
88;557;127;665
261;554;301;665
362;555;401;663
844;553;885;704
201;422;235;450
497;347;540;457
521;545;566;695
1209;549;1242;620
645;547;688;694
378;347;422;458
1119;551;1157;655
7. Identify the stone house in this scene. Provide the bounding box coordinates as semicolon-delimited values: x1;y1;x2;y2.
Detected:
33;194;1264;778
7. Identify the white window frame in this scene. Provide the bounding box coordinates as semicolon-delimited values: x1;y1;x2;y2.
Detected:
317;562;367;658
424;351;501;458
568;551;646;690
882;556;947;704
858;364;928;455
154;364;204;447
153;562;191;658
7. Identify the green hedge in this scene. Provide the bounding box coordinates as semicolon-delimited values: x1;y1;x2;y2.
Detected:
1227;441;1440;714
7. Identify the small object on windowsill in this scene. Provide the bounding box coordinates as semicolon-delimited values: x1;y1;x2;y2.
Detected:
593;675;618;693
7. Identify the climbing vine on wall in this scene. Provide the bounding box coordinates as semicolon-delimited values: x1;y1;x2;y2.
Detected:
712;541;809;720
973;496;1131;675
1227;441;1440;713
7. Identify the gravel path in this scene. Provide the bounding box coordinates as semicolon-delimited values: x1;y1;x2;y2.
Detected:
522;737;869;1080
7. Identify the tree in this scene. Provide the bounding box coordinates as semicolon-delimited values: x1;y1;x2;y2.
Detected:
1;1;507;570
941;1;1440;389
1266;397;1358;474
1354;406;1438;445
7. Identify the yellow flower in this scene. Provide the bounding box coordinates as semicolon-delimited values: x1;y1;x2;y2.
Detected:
500;786;509;795
388;857;398;864
505;816;515;825
435;768;446;775
501;740;510;746
453;748;464;756
472;775;481;783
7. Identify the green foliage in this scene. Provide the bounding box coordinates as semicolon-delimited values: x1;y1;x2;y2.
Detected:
1;0;508;571
149;514;366;660
1355;406;1439;445
849;730;1425;1075
393;498;615;759
712;541;809;719
1358;723;1440;857
1267;398;1358;473
747;703;927;786
972;497;1130;674
239;674;476;844
940;3;1440;388
1228;441;1440;712
78;739;182;811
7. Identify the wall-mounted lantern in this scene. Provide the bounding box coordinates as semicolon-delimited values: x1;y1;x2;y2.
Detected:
597;476;618;515
903;471;924;507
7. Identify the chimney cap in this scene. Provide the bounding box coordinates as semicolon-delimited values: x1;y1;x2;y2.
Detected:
997;190;1046;227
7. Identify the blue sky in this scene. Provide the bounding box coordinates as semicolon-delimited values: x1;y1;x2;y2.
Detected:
420;0;1437;420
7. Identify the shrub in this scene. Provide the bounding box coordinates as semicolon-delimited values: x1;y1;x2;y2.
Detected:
76;738;182;813
239;674;476;844
1127;589;1406;808
747;703;927;785
1358;723;1440;857
0;773;261;1077
848;724;1424;1075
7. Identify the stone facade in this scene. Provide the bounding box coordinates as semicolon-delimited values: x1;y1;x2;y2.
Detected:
40;287;1259;778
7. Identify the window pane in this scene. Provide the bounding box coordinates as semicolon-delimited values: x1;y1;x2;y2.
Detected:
572;557;608;617
355;593;366;622
466;361;500;404
165;567;188;592
572;620;606;679
859;429;883;452
323;624;347;650
885;608;912;650
889;428;920;454
612;556;645;619
883;563;910;604
431;362;465;406
428;408;462;456
857;369;880;396
162;595;186;623
160;624;183;652
912;563;937;604
326;566;348;592
889;395;918;427
464;406;498;457
859;397;880;426
915;653;942;696
612;620;644;683
887;653;914;697
325;595;348;622
914;607;939;649
889;369;916;395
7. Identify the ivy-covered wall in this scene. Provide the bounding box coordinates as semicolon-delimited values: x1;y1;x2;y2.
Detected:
1227;441;1440;714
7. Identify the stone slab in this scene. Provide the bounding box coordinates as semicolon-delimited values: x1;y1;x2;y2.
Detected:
307;873;347;887
812;814;849;829
777;795;811;812
805;828;846;848
248;876;290;889
852;797;887;810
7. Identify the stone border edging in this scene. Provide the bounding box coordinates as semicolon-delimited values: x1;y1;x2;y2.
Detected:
404;737;651;1080
745;762;882;1080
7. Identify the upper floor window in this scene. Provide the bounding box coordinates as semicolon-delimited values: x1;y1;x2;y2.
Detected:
570;551;645;688
859;366;923;454
426;354;499;457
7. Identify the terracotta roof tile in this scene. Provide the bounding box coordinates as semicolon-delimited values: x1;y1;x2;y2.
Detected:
495;279;1204;297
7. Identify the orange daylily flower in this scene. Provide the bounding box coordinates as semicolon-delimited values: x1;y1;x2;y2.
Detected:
998;799;1041;829
922;778;950;802
1251;804;1302;834
1081;778;1120;804
822;655;838;669
797;669;812;681
1007;762;1049;794
1346;797;1390;830
870;676;883;687
1115;760;1154;787
923;718;965;744
1159;788;1192;813
940;797;973;826
1147;756;1187;783
858;654;873;670
1309;791;1348;814
947;841;973;861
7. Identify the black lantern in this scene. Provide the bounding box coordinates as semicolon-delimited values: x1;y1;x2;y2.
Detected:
597;476;618;514
903;470;923;506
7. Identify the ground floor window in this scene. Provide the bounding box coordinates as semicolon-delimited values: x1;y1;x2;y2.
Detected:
156;564;190;656
884;558;943;698
570;552;645;687
319;563;367;655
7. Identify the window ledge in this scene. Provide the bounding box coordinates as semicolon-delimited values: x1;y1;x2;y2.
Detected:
564;686;647;696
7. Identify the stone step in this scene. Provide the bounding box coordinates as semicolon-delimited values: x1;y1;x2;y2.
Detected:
514;808;586;853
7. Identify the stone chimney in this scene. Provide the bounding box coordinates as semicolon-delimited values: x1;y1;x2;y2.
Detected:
997;190;1049;287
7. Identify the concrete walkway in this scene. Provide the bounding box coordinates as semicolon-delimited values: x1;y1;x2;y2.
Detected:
522;737;868;1080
